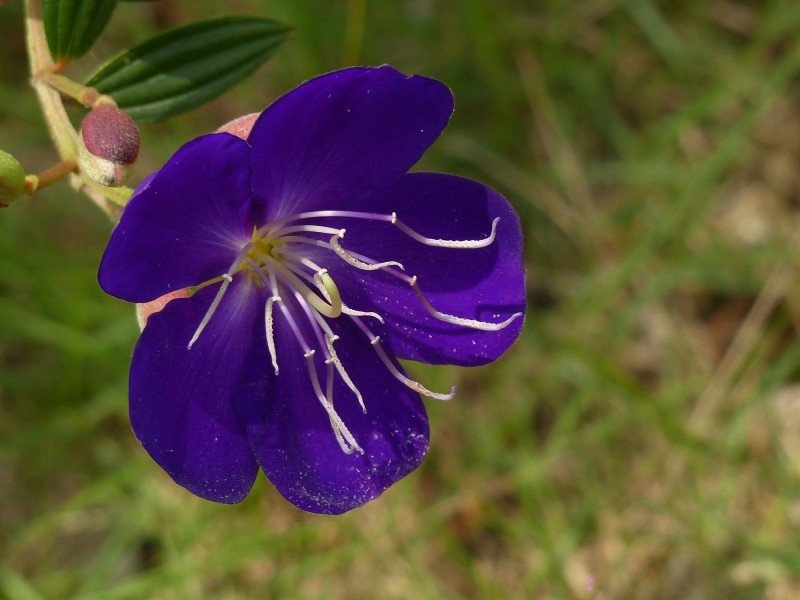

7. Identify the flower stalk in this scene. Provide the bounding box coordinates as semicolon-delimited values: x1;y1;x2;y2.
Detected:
40;72;115;108
23;157;77;194
23;0;133;217
25;0;77;160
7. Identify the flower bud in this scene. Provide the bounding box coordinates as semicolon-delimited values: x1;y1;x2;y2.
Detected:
79;104;140;187
0;149;26;208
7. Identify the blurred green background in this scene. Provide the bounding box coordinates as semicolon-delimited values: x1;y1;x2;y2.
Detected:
3;0;800;598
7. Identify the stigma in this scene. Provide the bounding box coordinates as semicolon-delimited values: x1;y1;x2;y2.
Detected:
186;209;522;454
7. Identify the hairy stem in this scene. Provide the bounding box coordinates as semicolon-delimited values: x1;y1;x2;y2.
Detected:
23;157;77;194
41;72;116;108
24;0;118;217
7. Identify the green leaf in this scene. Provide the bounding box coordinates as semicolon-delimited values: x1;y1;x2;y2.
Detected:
43;0;118;60
85;16;292;123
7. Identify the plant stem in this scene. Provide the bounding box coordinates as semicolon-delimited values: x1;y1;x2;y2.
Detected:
24;0;118;217
42;72;115;108
24;0;78;159
79;176;133;209
23;157;77;194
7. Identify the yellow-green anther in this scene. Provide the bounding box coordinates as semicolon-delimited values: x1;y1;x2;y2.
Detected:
318;271;342;318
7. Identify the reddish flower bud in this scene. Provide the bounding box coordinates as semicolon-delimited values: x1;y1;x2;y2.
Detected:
0;149;26;208
79;104;140;187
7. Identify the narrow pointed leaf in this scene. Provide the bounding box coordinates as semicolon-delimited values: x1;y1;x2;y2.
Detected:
43;0;118;60
85;16;292;123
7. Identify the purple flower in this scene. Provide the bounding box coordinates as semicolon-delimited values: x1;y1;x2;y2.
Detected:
98;66;525;514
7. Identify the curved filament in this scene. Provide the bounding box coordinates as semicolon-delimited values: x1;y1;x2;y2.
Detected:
370;336;455;400
410;277;523;331
330;230;405;271
392;214;501;249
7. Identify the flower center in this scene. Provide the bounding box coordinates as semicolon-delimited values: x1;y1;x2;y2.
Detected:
186;210;522;454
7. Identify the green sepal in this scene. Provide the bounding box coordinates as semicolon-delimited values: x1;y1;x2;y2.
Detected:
43;0;119;60
0;150;26;207
85;16;292;123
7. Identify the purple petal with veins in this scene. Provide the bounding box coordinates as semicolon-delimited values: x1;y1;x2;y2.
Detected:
99;65;526;514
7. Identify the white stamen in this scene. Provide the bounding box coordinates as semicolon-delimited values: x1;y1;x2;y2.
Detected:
247;259;312;354
304;353;363;454
313;272;385;325
370;336;455;400
284;261;386;325
307;270;333;302
312;310;338;342
265;296;280;375
260;209;500;250
326;361;335;403
277;302;312;353
290;286;331;359
409;277;523;331
271;259;342;319
276;255;320;287
325;335;366;413
183;204;511;454
330;230;405;271
259;210;394;236
329;416;350;452
342;305;385;324
392;213;501;249
187;280;230;350
298;257;327;273
186;243;254;349
349;316;455;400
266;263;280;296
272;235;332;251
264;223;343;239
317;271;343;316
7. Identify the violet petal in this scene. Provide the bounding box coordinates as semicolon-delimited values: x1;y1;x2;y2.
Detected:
312;172;526;366
247;65;453;221
99;133;253;303
235;308;429;514
129;277;262;503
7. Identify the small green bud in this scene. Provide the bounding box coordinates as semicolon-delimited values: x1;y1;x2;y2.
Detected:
78;104;140;187
0;149;26;208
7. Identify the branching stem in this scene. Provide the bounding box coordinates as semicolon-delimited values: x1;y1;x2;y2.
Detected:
39;72;116;108
23;157;77;194
23;0;127;218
